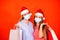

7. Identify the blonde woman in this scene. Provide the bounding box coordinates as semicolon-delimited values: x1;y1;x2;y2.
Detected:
15;7;34;40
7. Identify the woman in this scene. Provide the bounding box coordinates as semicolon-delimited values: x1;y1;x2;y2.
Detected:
15;7;34;40
33;9;58;40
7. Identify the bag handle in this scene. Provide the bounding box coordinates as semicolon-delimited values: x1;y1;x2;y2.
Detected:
13;24;20;29
14;24;22;40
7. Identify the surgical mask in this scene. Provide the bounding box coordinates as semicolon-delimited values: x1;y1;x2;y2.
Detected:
34;18;42;23
24;13;32;20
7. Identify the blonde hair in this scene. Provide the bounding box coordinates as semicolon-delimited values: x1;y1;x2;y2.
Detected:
19;14;24;21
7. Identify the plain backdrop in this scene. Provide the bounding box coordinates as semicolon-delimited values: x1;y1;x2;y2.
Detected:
0;0;60;40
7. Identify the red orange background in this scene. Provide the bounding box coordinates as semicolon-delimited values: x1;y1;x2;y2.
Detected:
0;0;60;40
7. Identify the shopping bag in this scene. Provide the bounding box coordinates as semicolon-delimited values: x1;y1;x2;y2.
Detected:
9;29;22;40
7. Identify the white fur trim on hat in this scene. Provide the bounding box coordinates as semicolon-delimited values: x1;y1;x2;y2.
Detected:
21;9;29;15
35;13;45;20
35;13;43;17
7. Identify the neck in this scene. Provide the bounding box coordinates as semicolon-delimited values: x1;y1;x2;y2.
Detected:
24;19;29;24
36;23;40;28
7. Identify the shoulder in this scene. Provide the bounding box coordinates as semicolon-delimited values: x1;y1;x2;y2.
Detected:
16;21;21;25
29;21;33;25
16;21;23;27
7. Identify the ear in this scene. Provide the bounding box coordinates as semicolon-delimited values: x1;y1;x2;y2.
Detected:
43;17;45;20
29;13;32;15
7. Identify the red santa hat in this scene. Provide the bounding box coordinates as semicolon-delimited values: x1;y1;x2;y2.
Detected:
35;9;45;20
20;7;29;15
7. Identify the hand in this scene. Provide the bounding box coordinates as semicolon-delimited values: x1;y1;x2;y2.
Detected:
40;23;46;28
40;23;47;30
39;23;45;38
45;23;53;31
40;23;53;30
15;24;20;28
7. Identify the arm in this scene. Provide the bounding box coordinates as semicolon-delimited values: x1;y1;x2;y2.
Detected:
47;24;58;40
39;23;44;38
39;27;44;38
15;24;20;29
49;28;58;40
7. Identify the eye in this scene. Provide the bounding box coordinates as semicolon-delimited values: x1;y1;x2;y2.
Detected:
23;14;26;16
39;17;41;18
27;12;30;14
39;16;43;18
25;14;26;15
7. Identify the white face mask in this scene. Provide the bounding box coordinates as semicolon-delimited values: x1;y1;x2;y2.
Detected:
34;18;42;23
24;14;31;20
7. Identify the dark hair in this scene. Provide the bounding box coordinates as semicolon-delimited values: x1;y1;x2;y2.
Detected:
34;16;43;29
34;9;44;29
34;9;47;40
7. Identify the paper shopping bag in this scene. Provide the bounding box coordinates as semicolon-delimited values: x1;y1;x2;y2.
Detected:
9;29;22;40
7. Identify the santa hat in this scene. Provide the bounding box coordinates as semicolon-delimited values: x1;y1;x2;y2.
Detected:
35;9;45;20
20;7;29;15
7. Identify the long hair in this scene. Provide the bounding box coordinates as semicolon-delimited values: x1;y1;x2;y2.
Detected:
34;18;47;40
34;9;47;40
20;15;24;21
